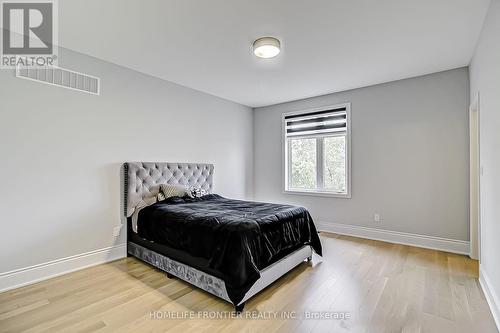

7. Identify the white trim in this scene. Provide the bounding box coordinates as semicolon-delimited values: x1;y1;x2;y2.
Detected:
316;221;470;255
282;102;352;198
469;92;481;261
479;266;500;331
0;244;126;292
316;137;324;189
283;189;350;198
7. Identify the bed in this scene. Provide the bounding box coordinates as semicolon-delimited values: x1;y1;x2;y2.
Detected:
124;162;322;312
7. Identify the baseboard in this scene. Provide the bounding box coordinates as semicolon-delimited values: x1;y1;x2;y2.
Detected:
0;244;127;293
480;266;500;332
316;221;470;255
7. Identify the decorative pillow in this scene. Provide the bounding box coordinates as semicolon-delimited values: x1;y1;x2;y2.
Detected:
160;184;190;200
157;191;166;201
189;186;207;198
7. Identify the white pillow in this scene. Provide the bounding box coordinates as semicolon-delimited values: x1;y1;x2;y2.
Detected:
160;184;190;200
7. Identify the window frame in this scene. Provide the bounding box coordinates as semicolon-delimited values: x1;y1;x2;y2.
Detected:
282;103;352;198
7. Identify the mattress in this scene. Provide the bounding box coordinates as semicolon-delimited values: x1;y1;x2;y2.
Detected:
133;194;322;304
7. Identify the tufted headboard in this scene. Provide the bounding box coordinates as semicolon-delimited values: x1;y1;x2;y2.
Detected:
123;162;214;217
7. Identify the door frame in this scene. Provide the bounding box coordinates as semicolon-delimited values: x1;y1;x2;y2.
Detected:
469;92;481;260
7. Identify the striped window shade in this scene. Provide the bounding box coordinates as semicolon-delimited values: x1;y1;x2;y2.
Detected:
284;107;347;137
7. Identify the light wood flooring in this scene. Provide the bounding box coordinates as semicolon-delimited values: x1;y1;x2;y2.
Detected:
0;233;497;333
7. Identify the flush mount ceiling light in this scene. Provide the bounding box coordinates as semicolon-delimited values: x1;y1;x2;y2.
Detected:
253;37;281;59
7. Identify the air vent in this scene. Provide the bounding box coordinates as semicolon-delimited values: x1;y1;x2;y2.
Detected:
16;65;100;95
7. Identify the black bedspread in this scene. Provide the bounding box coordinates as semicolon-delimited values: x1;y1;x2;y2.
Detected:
137;194;322;304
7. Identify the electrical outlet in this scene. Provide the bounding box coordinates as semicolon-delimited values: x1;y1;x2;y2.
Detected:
113;225;122;237
374;213;381;222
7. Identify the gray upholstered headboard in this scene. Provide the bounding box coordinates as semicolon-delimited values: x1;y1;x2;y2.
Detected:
123;162;214;217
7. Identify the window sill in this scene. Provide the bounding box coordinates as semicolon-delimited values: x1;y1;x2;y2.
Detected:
283;189;351;199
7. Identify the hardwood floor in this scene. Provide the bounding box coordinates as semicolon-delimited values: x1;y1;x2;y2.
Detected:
0;233;497;333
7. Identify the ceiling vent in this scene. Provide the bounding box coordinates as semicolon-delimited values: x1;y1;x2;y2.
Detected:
16;65;100;95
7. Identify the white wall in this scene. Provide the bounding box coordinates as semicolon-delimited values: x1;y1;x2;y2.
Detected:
0;47;253;277
470;0;500;327
254;68;469;241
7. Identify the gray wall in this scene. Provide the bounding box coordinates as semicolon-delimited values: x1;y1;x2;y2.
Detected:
470;0;500;322
0;47;253;273
254;68;469;240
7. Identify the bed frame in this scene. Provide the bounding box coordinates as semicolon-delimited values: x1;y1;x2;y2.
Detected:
123;162;312;312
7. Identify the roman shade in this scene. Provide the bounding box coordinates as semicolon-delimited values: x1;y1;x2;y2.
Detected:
285;107;347;137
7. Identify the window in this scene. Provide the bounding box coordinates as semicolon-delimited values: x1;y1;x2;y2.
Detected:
283;103;351;197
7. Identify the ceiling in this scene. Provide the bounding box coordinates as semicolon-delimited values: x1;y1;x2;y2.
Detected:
59;0;490;107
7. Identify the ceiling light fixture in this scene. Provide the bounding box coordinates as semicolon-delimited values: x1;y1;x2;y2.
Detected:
253;37;281;59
